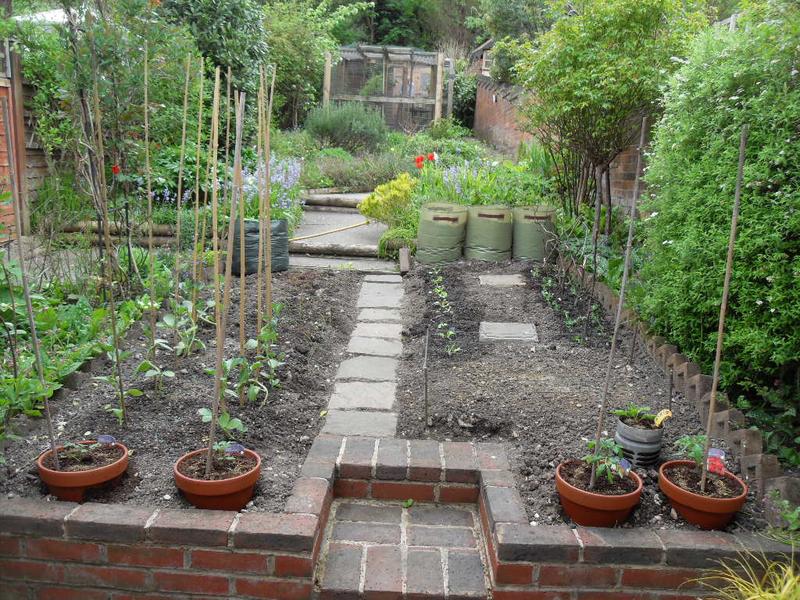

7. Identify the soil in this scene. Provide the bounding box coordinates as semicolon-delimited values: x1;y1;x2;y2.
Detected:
177;452;258;481
619;416;661;430
663;464;745;499
42;444;125;472
396;260;764;531
1;268;362;512
560;459;639;495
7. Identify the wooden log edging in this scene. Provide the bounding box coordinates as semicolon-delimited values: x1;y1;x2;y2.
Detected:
556;254;799;518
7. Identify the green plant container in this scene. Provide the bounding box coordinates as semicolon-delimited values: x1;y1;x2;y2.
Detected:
232;218;290;276
512;205;556;261
464;205;512;262
416;203;468;265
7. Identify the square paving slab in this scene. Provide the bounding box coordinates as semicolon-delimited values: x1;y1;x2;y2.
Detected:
478;274;527;287
478;321;539;343
317;499;489;599
328;381;396;411
321;410;397;437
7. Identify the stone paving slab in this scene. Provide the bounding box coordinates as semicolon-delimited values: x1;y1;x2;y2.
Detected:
479;321;539;343
336;355;398;381
365;274;403;284
356;293;403;309
289;255;396;273
352;322;403;340
478;274;527;287
359;282;404;299
321;410;398;437
347;336;402;357
357;308;402;323
328;381;396;411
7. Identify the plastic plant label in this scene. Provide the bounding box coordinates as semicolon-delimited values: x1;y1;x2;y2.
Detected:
707;448;726;475
97;435;116;445
618;458;632;477
654;409;673;427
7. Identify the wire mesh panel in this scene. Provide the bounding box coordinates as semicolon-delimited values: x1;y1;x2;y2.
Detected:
328;45;444;132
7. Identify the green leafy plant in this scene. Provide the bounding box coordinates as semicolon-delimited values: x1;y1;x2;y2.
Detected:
136;359;175;394
582;438;625;484
305;102;389;154
198;408;246;438
612;403;656;422
95;349;144;425
675;434;707;469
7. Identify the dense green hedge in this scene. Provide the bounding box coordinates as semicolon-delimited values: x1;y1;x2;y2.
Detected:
638;0;800;465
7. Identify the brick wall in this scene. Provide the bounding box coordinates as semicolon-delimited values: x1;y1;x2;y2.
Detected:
608;142;647;209
473;76;533;156
2;435;792;599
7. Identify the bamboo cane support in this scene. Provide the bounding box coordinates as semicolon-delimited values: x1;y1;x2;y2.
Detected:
190;58;205;321
144;42;156;357
173;54;192;314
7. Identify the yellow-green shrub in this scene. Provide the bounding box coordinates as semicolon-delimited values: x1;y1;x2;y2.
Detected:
358;173;417;228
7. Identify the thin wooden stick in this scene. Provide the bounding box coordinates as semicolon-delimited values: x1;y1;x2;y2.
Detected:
2;98;59;467
589;117;647;489
237;91;247;358
206;68;222;477
190;57;205;320
173;54;192;315
255;68;265;335
144;41;156;358
700;124;748;492
264;66;276;322
206;91;246;476
222;67;232;207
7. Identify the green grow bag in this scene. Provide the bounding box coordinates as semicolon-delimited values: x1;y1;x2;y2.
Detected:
232;218;290;276
464;205;512;262
416;203;468;265
512;205;556;261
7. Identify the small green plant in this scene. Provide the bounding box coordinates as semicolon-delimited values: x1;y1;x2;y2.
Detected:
305;102;388;153
766;490;800;545
675;434;707;469
582;438;625;484
136;359;175;393
198;408;246;438
612;403;656;422
697;551;799;599
95;349;143;425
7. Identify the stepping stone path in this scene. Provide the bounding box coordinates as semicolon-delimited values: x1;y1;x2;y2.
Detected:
479;321;539;343
317;499;489;599
322;274;404;437
478;273;526;287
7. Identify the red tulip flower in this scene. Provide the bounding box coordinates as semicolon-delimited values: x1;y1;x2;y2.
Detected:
111;164;121;176
427;153;435;162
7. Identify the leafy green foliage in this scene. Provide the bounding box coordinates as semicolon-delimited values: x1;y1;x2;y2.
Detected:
583;438;625;483
612;403;656;422
305;103;389;154
639;0;800;466
359;173;417;227
675;434;707;469
198;408;246;438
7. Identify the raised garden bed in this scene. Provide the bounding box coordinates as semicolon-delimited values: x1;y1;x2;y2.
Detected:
396;261;765;531
0;269;362;513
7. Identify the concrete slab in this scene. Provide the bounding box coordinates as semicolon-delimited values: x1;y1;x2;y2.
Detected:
329;381;396;411
479;274;527;287
358;308;402;323
357;293;402;309
292;208;386;248
336;356;398;381
479;321;539;343
352;323;403;340
364;274;403;284
290;255;396;273
322;410;397;437
360;283;404;297
347;336;402;357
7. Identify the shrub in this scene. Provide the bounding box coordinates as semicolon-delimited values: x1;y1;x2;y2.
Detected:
425;117;470;141
305;103;389;154
359;172;417;228
638;0;800;466
306;152;409;192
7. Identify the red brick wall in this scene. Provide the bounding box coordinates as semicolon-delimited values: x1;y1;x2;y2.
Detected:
473;76;533;156
609;143;647;208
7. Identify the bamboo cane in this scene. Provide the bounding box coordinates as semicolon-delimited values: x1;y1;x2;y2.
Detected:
144;42;156;359
237;92;246;358
700;125;748;492
173;54;192;317
190;58;205;321
206;68;222;477
264;66;276;322
256;68;265;336
222;67;232;207
2;98;59;468
589;117;647;489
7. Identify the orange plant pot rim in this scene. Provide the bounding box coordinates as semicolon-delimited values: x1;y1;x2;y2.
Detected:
36;440;130;487
659;459;748;512
556;459;643;508
174;448;262;497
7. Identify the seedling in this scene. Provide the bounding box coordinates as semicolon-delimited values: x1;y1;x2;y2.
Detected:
198;408;246;438
583;438;626;484
612;403;656;422
675;434;707;469
95;349;144;424
136;359;175;393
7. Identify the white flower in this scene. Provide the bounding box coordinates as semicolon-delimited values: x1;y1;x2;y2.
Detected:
662;240;674;246
756;299;763;306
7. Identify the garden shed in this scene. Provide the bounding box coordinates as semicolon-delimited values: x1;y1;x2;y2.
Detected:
323;44;453;132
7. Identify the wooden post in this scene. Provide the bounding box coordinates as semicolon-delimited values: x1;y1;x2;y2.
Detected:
433;52;444;123
700;125;748;492
445;59;454;119
323;52;332;107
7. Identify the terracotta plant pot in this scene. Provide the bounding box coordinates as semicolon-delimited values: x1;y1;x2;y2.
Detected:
37;440;130;502
174;448;261;510
555;460;644;527
658;460;748;530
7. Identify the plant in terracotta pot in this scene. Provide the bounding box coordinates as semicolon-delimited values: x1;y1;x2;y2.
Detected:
173;80;260;511
37;435;130;502
613;403;670;468
555;120;648;527
659;435;748;530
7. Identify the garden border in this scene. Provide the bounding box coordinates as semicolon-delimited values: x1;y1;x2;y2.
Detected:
556;254;799;522
1;434;794;599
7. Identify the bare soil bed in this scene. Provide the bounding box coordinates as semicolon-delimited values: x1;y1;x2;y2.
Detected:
396;261;764;531
1;269;362;512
